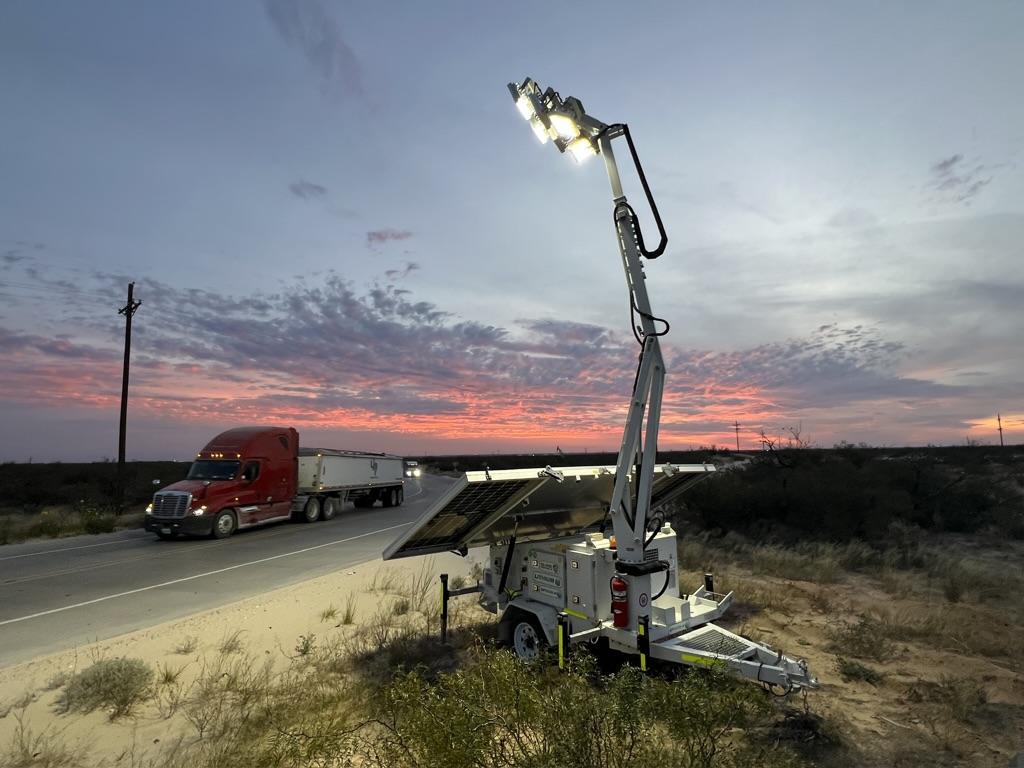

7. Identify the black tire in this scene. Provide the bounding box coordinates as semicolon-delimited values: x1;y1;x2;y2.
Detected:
500;609;548;661
382;488;394;508
210;509;236;539
303;497;321;523
321;496;338;521
396;486;404;506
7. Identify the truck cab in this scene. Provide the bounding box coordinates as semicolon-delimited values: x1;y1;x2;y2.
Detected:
145;427;298;539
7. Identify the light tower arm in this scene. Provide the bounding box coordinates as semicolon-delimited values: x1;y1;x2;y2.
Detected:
597;129;668;567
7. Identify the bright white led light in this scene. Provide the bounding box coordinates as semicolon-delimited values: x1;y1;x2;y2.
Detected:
548;112;580;141
530;116;550;144
515;94;536;120
567;136;597;163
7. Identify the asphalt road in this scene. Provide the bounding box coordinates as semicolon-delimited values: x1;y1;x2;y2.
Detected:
0;474;453;669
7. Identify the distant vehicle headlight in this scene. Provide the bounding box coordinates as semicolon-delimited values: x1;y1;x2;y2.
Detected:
145;504;153;515
414;468;422;477
192;505;207;516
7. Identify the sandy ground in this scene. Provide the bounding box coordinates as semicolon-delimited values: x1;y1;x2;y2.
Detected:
4;537;1021;768
0;550;485;766
689;548;1024;768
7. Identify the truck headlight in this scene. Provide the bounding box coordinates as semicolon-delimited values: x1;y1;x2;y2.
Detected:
145;504;153;515
192;505;207;516
414;469;421;477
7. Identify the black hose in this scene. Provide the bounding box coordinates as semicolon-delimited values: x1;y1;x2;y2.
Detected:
606;123;667;259
652;568;670;600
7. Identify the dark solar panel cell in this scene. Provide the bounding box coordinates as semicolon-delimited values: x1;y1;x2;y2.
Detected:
392;479;531;555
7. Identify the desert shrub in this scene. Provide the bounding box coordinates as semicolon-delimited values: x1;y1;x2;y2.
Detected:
834;657;884;686
826;616;895;661
370;649;793;768
679;448;1020;543
58;658;153;719
906;676;988;722
935;676;987;721
82;511;116;534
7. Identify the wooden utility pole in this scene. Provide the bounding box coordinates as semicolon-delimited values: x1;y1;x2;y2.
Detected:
733;420;740;451
998;413;1004;447
117;282;142;511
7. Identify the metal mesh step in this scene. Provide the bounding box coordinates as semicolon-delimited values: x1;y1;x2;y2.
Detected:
676;627;751;657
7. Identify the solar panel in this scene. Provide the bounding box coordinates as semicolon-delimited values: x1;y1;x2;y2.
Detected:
383;463;714;560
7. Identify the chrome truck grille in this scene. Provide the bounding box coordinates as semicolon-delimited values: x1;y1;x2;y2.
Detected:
151;491;191;519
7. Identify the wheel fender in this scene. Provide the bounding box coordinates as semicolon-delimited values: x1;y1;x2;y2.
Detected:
504;599;560;646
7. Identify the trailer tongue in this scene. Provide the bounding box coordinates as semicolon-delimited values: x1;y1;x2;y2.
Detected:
384;76;817;691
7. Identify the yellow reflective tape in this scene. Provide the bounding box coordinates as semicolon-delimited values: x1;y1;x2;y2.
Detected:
557;623;565;669
680;653;717;668
638;622;645;636
439;582;444;615
640;653;647;672
563;608;588;620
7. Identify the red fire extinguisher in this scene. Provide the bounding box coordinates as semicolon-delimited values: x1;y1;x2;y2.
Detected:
610;575;629;628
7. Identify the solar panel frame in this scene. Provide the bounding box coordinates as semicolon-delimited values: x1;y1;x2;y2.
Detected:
383;463;715;560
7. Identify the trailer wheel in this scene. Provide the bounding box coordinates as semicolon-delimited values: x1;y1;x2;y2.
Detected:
396;486;404;506
303;497;321;523
211;510;236;539
321;497;338;521
501;610;547;661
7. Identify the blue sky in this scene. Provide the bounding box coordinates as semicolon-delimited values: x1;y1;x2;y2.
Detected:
1;1;1021;460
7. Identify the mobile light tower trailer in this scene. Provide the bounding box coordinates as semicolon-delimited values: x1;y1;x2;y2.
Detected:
384;78;817;693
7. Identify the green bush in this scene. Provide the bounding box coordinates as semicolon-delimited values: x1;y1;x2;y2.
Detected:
58;658;153;719
369;649;796;768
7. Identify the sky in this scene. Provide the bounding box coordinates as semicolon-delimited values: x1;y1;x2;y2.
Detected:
1;1;1022;461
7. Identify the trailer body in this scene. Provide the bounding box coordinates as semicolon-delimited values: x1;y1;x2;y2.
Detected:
386;463;817;692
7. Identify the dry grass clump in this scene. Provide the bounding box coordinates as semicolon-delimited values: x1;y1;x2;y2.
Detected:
173;636;198;655
318;604;338;623
57;658;153;720
217;630;245;655
3;710;84;768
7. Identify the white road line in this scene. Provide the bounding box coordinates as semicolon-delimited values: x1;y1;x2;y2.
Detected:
0;522;411;627
0;534;150;562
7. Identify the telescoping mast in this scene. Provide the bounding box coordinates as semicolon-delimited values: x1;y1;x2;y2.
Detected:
382;78;817;692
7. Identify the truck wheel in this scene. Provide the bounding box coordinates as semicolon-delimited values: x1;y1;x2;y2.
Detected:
303;497;321;523
382;488;394;508
321;497;337;521
501;610;547;661
211;510;236;539
396;487;404;506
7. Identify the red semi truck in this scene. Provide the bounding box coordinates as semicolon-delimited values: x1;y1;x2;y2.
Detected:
144;427;405;540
